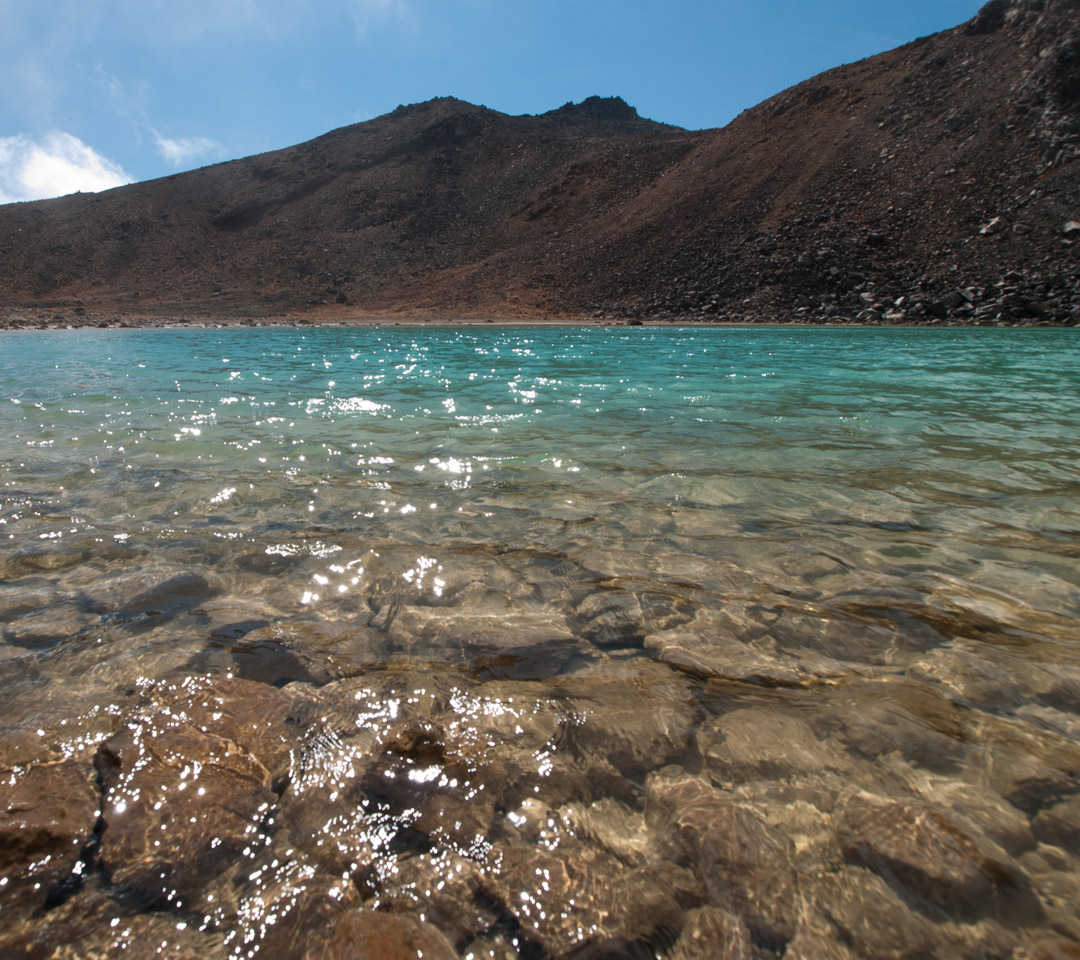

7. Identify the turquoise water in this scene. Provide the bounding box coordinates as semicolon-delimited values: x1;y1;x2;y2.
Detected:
2;326;1080;958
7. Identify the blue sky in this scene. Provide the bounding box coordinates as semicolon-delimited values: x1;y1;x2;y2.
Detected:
0;0;980;203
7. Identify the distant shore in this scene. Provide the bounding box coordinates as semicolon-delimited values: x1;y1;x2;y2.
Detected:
2;309;1074;331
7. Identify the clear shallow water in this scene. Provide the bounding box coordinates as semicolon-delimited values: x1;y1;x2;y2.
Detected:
1;326;1079;958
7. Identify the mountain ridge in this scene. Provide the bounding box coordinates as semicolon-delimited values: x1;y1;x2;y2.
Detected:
1;0;1078;326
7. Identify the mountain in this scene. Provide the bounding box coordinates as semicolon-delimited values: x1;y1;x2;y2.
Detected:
1;0;1078;327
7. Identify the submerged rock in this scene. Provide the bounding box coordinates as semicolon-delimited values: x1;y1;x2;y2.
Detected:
668;907;755;960
89;566;216;620
0;760;99;915
793;866;948;960
303;910;458;960
570;589;647;647
839;794;1043;924
831;678;972;773
889;762;1036;856
92;676;303;905
222;618;387;685
1032;795;1080;853
558;796;657;866
552;659;698;776
1;602;93;650
698;707;854;785
376;849;499;948
483;842;693;959
645;769;800;946
382;604;587;678
908;644;1024;709
645;627;841;686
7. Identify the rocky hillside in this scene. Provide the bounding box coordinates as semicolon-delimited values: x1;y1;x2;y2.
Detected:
1;0;1078;326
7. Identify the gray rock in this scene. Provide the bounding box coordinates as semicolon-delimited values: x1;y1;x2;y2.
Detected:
981;216;1007;236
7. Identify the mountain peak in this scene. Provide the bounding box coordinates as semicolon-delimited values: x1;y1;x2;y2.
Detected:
546;96;642;123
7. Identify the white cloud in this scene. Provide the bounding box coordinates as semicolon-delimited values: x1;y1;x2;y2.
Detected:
0;132;132;203
152;130;223;168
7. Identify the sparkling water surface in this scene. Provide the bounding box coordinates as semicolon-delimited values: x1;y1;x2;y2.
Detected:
2;326;1080;958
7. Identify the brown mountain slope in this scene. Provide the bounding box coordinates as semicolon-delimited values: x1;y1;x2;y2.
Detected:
0;0;1078;326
